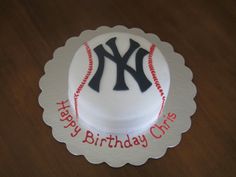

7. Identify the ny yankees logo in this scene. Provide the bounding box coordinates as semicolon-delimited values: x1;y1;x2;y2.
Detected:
88;37;152;92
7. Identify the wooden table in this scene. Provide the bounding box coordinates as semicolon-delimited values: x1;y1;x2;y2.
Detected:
0;0;235;176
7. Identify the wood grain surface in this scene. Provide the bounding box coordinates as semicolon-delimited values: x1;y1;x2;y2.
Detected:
0;0;235;176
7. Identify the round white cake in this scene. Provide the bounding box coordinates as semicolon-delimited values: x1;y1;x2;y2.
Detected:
68;32;170;133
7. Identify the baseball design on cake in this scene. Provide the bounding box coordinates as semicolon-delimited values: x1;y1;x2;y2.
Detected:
69;32;170;133
39;26;196;167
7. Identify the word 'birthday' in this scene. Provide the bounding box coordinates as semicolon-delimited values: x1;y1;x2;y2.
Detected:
82;130;148;148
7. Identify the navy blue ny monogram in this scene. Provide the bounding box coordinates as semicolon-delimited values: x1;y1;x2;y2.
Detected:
88;37;152;92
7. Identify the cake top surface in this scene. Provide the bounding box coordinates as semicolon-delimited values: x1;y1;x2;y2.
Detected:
69;32;170;126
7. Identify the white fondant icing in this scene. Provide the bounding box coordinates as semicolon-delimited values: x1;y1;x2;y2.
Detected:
68;32;170;133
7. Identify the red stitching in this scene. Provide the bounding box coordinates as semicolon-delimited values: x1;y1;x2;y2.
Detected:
148;44;166;117
73;43;165;124
74;42;93;124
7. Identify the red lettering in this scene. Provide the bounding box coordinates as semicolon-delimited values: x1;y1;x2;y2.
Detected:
94;134;100;146
60;114;73;122
70;126;81;137
60;110;69;119
64;120;76;128
82;130;94;144
150;112;177;140
132;137;140;146
150;125;162;139
100;138;107;147
138;135;148;148
106;134;114;148
163;119;170;129
167;112;176;122
57;100;70;111
124;135;132;148
114;136;123;148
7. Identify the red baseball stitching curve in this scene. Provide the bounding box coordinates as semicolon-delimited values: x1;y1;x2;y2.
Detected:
148;44;166;118
74;42;93;123
74;43;165;124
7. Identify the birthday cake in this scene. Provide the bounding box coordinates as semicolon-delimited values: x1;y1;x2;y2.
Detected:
68;32;170;133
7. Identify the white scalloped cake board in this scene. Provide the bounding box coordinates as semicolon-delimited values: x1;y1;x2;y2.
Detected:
38;26;197;168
